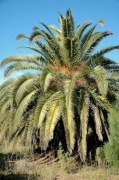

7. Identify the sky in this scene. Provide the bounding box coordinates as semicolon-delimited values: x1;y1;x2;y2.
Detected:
0;0;119;84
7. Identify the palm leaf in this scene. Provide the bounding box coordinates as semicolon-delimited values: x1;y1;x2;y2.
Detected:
44;73;54;92
93;65;108;96
16;34;30;41
78;93;90;162
91;103;103;141
45;100;61;143
12;90;38;132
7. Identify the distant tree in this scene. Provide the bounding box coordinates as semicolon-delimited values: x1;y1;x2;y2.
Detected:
0;10;119;162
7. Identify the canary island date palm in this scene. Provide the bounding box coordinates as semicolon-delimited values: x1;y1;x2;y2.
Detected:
0;9;119;162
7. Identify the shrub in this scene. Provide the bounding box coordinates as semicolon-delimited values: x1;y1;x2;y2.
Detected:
58;143;79;173
104;107;119;169
96;147;106;167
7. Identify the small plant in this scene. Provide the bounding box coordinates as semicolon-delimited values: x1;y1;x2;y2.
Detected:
58;142;79;173
96;147;106;167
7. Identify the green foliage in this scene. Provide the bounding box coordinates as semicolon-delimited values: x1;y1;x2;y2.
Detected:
58;143;79;173
104;107;119;169
96;147;106;167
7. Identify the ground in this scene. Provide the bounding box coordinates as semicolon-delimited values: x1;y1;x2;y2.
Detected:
0;158;119;180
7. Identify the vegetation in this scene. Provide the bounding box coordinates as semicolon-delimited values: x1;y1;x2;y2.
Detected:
0;9;119;167
0;152;119;180
96;146;106;167
104;106;119;169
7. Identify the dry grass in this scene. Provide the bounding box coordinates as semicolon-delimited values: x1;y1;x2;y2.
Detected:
1;152;119;180
34;163;119;180
2;159;118;180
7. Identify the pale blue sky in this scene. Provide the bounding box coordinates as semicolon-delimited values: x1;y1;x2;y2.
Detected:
0;0;119;84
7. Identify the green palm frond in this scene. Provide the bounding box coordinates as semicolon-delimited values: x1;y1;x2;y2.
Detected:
93;65;108;96
11;73;40;106
65;9;75;38
80;20;104;48
30;31;43;42
0;79;16;116
4;62;39;77
40;120;47;150
0;78;16;90
44;72;54;92
91;103;103;141
63;37;79;64
63;77;77;153
48;25;61;34
78;93;90;162
0;55;43;67
91;45;119;59
45;100;61;143
0;78;15;101
107;71;119;81
12;90;38;132
0;97;14;116
75;21;92;40
36;30;64;65
25;112;35;146
99;108;109;139
10;116;27;141
11;108;36;145
33;26;41;31
34;91;52;126
87;56;117;68
37;97;52;128
106;64;119;71
35;41;55;60
80;31;113;60
38;91;61;128
16;34;30;41
88;89;111;111
40;22;54;35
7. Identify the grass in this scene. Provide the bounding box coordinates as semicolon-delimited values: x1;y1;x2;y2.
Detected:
0;155;119;180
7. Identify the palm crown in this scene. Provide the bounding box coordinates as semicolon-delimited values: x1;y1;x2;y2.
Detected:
0;9;119;162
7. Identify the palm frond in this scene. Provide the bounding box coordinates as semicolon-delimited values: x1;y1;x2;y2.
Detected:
80;31;113;60
48;25;61;34
44;73;54;92
75;21;92;40
0;55;44;68
40;119;47;150
80;20;104;49
4;62;39;77
30;31;43;42
91;45;119;59
87;56;117;68
14;74;39;105
16;34;30;41
12;90;38;132
91;103;103;141
63;77;77;153
45;100;61;143
93;65;108;96
78;93;90;162
88;89;111;111
38;91;61;128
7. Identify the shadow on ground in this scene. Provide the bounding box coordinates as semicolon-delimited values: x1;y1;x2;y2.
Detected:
0;152;41;180
0;173;40;180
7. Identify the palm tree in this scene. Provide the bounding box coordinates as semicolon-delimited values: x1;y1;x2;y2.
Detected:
0;9;119;162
